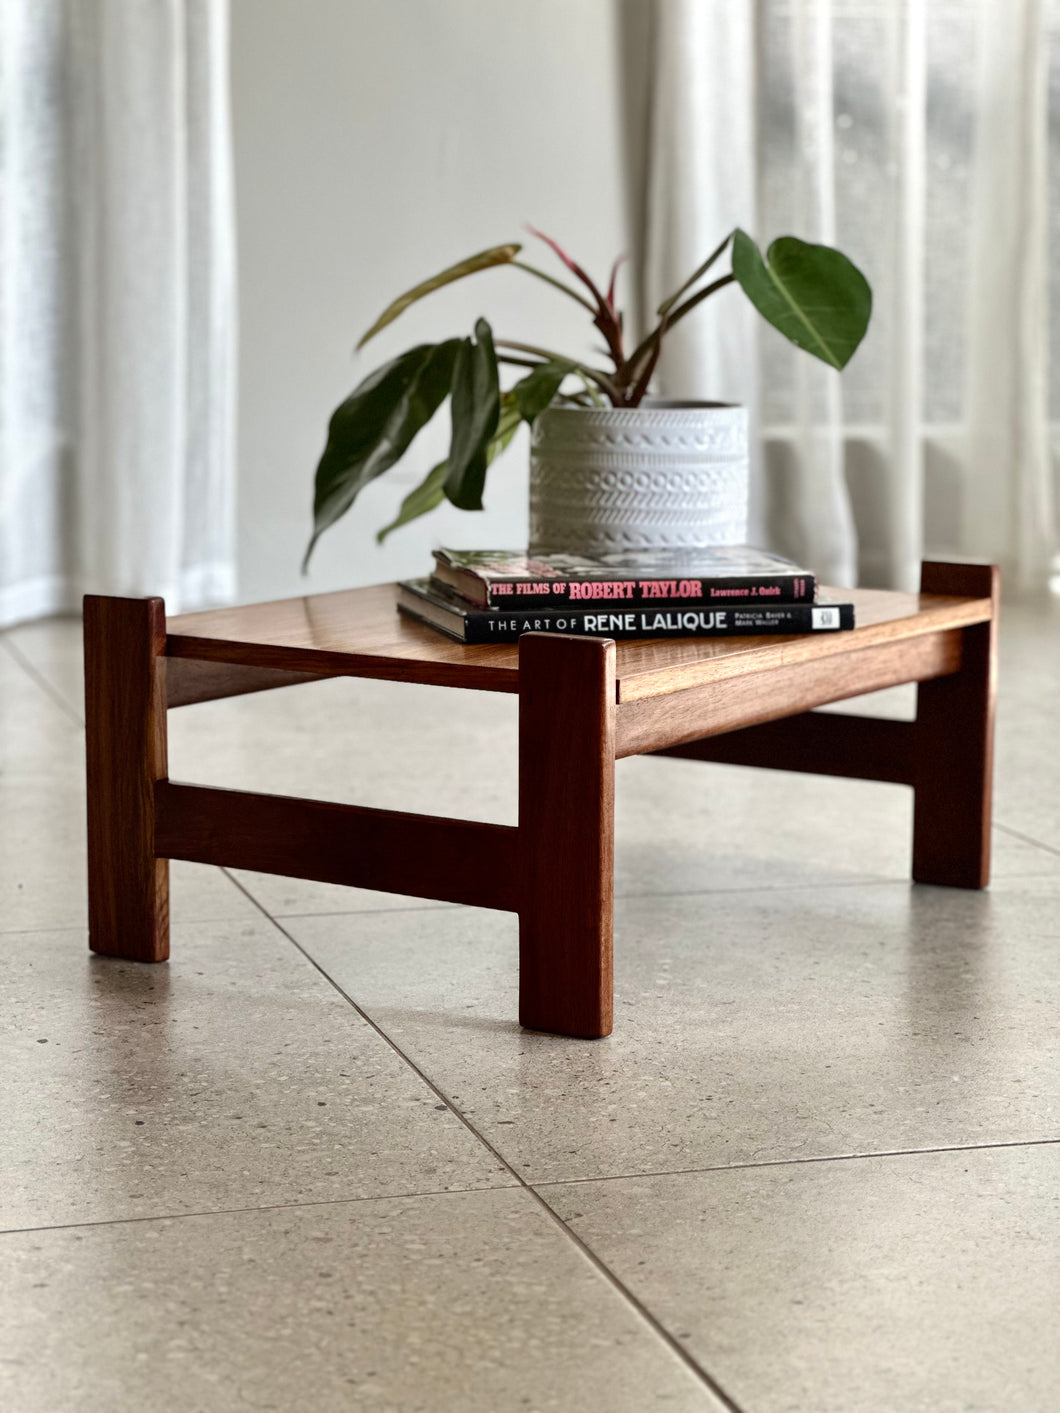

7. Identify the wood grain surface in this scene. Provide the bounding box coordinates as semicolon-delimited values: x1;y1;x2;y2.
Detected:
155;781;519;912
615;630;962;758
166;658;324;708
912;562;999;887
84;596;170;962
654;711;916;784
518;633;616;1039
166;582;993;702
612;589;989;700
168;585;523;693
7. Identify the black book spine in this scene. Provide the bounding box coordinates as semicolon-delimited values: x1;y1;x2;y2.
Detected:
457;602;854;643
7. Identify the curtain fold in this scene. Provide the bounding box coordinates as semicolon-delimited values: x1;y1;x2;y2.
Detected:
643;0;1060;590
0;0;236;628
780;0;858;586
962;0;1052;587
645;0;759;408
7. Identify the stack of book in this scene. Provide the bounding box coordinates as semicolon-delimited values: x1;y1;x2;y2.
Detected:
397;546;855;644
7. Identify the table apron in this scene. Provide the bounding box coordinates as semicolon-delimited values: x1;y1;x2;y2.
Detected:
614;628;962;759
154;780;519;913
165;658;325;708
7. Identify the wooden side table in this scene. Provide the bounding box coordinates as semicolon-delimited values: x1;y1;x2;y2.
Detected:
83;561;997;1039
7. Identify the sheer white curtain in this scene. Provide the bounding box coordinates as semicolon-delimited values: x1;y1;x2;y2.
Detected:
645;0;1059;591
0;0;236;628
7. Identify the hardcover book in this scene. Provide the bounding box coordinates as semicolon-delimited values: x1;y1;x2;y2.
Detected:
432;546;816;609
398;578;854;645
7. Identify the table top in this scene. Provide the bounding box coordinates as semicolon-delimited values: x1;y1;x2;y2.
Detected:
167;581;994;703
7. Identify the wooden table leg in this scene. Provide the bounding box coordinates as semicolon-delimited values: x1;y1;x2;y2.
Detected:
518;633;616;1038
84;596;170;960
912;562;999;888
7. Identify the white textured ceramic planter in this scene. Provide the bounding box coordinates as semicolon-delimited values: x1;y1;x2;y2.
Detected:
528;401;749;556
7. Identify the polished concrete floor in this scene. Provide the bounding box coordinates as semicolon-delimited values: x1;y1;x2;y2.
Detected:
2;599;1059;1412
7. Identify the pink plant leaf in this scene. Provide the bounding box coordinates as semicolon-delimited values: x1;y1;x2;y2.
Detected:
526;225;582;278
526;226;625;370
526;226;608;309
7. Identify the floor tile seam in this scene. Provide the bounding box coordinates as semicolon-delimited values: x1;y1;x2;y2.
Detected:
257;875;913;926
8;852;1045;942
0;635;84;726
530;1135;1060;1191
616;860;1060;901
259;902;457;921
220;866;746;1413
0;1179;524;1241
4;877;907;938
0;904;256;939
614;875;909;901
528;1186;744;1413
994;820;1060;860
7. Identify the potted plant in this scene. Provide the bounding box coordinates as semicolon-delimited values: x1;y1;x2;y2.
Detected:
303;228;871;567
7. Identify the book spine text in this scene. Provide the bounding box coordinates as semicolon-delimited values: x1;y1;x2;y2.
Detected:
459;603;852;643
473;574;815;608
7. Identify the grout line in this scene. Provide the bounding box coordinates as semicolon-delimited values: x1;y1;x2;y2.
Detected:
616;875;907;900
0;899;256;938
0;635;84;726
220;866;746;1413
532;1135;1060;1191
994;821;1060;860
0;1180;520;1241
250;876;910;924
257;902;457;921
252;847;1055;926
4;856;1035;946
0;924;92;938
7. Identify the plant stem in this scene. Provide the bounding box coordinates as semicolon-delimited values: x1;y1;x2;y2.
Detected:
628;313;668;406
496;337;573;361
497;353;548;370
621;273;738;391
511;261;597;312
656;231;733;316
495;340;621;402
577;371;605;408
663;271;737;327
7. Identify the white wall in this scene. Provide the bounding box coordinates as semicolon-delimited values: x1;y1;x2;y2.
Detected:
230;0;639;603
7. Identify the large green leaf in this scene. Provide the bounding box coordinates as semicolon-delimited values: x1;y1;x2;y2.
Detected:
376;390;523;543
444;319;500;511
376;458;449;543
303;340;459;569
357;245;521;349
731;229;871;370
512;358;574;422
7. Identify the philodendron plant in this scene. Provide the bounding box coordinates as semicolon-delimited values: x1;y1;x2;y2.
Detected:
303;227;871;566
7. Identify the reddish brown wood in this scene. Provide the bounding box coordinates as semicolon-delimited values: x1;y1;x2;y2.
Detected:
613;585;992;701
654;711;916;785
155;781;519;912
84;596;170;961
83;565;998;1034
615;630;961;758
167;583;522;694
518;633;615;1039
912;562;999;888
166;658;323;708
165;580;993;703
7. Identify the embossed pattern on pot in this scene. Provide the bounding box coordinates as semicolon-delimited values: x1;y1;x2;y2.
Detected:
529;403;749;555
